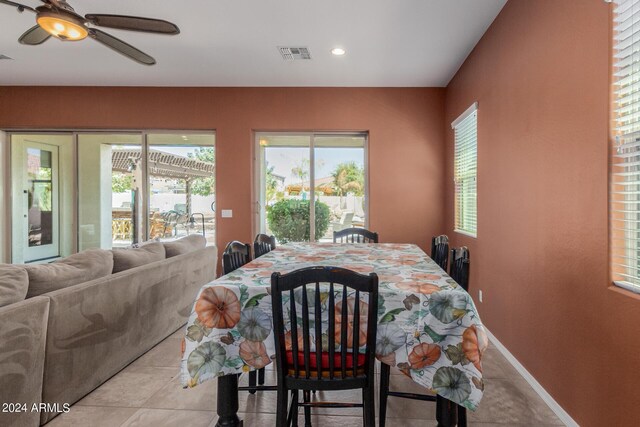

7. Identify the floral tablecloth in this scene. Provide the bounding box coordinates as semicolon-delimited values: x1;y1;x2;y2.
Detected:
180;243;488;410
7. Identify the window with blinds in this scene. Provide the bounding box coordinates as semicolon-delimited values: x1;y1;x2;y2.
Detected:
613;0;640;293
452;103;478;237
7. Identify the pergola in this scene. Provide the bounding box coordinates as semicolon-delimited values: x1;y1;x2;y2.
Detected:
112;148;215;215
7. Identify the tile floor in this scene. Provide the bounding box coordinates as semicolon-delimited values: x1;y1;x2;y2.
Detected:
48;328;564;427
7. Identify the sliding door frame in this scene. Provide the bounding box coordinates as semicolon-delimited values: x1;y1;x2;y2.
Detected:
2;129;215;262
253;131;369;241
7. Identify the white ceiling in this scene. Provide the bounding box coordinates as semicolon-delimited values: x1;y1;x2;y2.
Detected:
0;0;506;87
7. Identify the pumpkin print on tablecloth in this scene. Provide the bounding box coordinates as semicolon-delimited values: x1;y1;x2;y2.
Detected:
239;340;271;369
195;287;241;329
377;352;396;367
285;328;304;350
432;366;472;404
187;341;226;380
429;291;468;324
462;325;488;372
411;273;442;281
340;264;375;274
334;297;369;348
396;281;440;295
243;260;274;269
375;322;407;356
237;307;272;341
408;342;441;369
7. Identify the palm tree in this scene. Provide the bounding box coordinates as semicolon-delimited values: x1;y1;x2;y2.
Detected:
332;162;364;197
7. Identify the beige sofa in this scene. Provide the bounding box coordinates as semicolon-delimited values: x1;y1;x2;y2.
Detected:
0;297;49;427
0;236;217;426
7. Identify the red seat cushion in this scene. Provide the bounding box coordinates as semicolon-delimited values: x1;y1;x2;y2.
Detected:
286;350;366;370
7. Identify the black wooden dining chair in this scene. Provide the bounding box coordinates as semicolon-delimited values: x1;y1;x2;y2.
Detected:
450;246;470;291
271;266;379;427
333;227;379;243
379;246;471;427
222;241;252;275
431;235;450;271
254;233;277;258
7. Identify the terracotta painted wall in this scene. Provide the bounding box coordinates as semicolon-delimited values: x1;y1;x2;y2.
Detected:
445;1;640;425
0;87;446;265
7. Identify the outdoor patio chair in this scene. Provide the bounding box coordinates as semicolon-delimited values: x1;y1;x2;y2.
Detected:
330;211;354;232
431;235;450;271
333;227;378;243
271;266;379;427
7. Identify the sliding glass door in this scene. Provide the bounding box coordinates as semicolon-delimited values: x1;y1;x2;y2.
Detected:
256;133;367;243
8;131;215;262
147;134;216;247
77;134;143;250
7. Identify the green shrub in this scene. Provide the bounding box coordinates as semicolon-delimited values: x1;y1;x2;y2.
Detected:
267;199;330;243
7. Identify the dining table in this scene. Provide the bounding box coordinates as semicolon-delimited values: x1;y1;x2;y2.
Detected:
180;242;488;427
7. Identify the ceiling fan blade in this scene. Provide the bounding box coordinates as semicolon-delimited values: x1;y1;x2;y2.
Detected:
85;14;179;35
89;28;156;66
19;25;51;45
0;0;36;13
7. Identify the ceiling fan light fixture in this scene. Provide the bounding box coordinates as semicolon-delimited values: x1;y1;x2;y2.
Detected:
37;11;88;41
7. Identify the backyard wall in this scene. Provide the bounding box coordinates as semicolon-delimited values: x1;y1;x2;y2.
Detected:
0;87;446;263
444;1;640;425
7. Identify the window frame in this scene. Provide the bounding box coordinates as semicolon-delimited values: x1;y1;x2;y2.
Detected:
611;0;640;294
452;102;478;238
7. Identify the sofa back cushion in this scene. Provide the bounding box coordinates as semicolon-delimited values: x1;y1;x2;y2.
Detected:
112;241;166;273
26;249;114;298
0;264;29;307
163;234;207;258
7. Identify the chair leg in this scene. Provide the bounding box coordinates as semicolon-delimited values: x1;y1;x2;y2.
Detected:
288;390;299;427
379;363;391;427
458;405;467;427
303;390;312;427
276;386;289;427
248;370;257;394
362;384;376;427
258;367;265;385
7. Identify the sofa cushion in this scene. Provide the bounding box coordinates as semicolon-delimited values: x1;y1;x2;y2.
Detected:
163;235;207;258
25;249;114;298
0;264;29;307
112;241;166;273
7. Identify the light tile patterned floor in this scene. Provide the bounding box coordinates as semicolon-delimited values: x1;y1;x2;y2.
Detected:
47;328;564;427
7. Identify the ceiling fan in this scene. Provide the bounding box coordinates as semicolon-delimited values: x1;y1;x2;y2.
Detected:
0;0;180;65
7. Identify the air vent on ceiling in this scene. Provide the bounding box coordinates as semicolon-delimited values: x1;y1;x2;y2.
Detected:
0;55;13;60
278;47;311;61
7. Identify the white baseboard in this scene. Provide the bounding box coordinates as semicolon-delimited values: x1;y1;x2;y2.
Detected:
484;329;579;427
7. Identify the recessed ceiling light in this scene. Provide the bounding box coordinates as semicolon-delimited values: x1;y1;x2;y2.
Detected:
331;47;346;56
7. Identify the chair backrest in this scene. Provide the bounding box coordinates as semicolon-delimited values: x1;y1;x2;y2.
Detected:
449;246;470;291
254;234;276;258
431;235;449;271
222;241;252;275
271;266;378;389
333;227;379;243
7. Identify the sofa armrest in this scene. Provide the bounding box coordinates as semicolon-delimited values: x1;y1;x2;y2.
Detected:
0;296;50;427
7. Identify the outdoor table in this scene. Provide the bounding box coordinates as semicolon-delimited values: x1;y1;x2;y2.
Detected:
180;243;488;427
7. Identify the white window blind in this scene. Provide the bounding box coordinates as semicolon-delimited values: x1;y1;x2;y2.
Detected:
613;0;640;293
452;103;478;237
